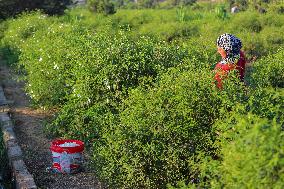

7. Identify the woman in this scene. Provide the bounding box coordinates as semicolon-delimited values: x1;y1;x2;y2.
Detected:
215;33;246;89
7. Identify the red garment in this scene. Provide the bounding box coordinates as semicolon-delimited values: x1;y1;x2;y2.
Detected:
214;51;246;89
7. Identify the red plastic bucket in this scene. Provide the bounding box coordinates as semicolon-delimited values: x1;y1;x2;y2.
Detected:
50;139;84;174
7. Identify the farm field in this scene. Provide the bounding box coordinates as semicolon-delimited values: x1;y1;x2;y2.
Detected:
0;1;284;188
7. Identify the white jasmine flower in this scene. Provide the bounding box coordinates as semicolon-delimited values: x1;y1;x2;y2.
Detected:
53;64;59;70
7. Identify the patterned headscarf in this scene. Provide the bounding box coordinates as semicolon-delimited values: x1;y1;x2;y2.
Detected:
217;33;242;64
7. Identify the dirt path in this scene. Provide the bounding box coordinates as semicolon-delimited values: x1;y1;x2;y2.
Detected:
0;63;104;189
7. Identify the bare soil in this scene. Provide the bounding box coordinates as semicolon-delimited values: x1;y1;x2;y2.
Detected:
0;64;104;189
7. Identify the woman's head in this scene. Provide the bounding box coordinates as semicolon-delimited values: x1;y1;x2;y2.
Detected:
216;33;242;64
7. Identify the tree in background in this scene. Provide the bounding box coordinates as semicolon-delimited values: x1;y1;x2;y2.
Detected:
43;0;73;15
0;0;72;18
226;0;275;11
112;0;125;8
88;0;116;15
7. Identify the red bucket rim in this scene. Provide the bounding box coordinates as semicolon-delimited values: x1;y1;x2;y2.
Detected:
50;139;84;154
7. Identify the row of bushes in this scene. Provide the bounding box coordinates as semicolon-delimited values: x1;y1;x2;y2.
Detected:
179;112;284;189
3;8;284;63
0;9;283;188
61;8;284;61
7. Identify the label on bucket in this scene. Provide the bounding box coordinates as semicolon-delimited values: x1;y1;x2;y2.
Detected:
59;142;80;147
60;152;70;173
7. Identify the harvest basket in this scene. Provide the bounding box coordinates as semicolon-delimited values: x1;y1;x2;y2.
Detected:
50;139;84;174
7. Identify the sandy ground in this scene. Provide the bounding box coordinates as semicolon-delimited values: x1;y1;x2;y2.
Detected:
0;64;104;189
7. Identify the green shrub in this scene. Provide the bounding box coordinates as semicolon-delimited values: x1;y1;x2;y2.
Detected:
1;11;56;65
267;3;284;14
92;68;246;188
139;22;199;42
60;8;111;30
216;114;284;189
2;8;283;189
176;6;198;22
260;27;284;55
167;86;284;189
191;1;221;11
88;0;116;15
238;32;266;59
45;31;190;138
61;32;188;108
181;38;219;69
228;12;262;33
245;88;284;124
46;101;115;145
259;13;284;27
249;48;284;88
18;22;87;106
111;10;154;30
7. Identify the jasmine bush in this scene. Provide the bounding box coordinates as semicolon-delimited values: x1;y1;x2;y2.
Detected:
216;114;284;189
92;68;246;188
249;48;284;88
172;113;284;189
0;7;284;189
1;11;56;65
46;31;190;139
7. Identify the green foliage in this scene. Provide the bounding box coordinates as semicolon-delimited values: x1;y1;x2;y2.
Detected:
259;13;284;27
162;0;196;8
88;0;116;15
176;6;186;22
249;48;284;88
52;8;284;60
45;32;191;140
246;88;284;124
139;22;199;42
0;0;72;18
227;0;280;12
260;27;284;54
46;101;115;145
18;23;85;106
1;11;56;65
1;8;284;189
216;114;284;189
267;3;284;14
137;0;159;8
190;1;217;11
93;68;246;188
215;4;228;20
0;21;8;40
228;12;262;32
167;90;283;189
111;10;154;30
